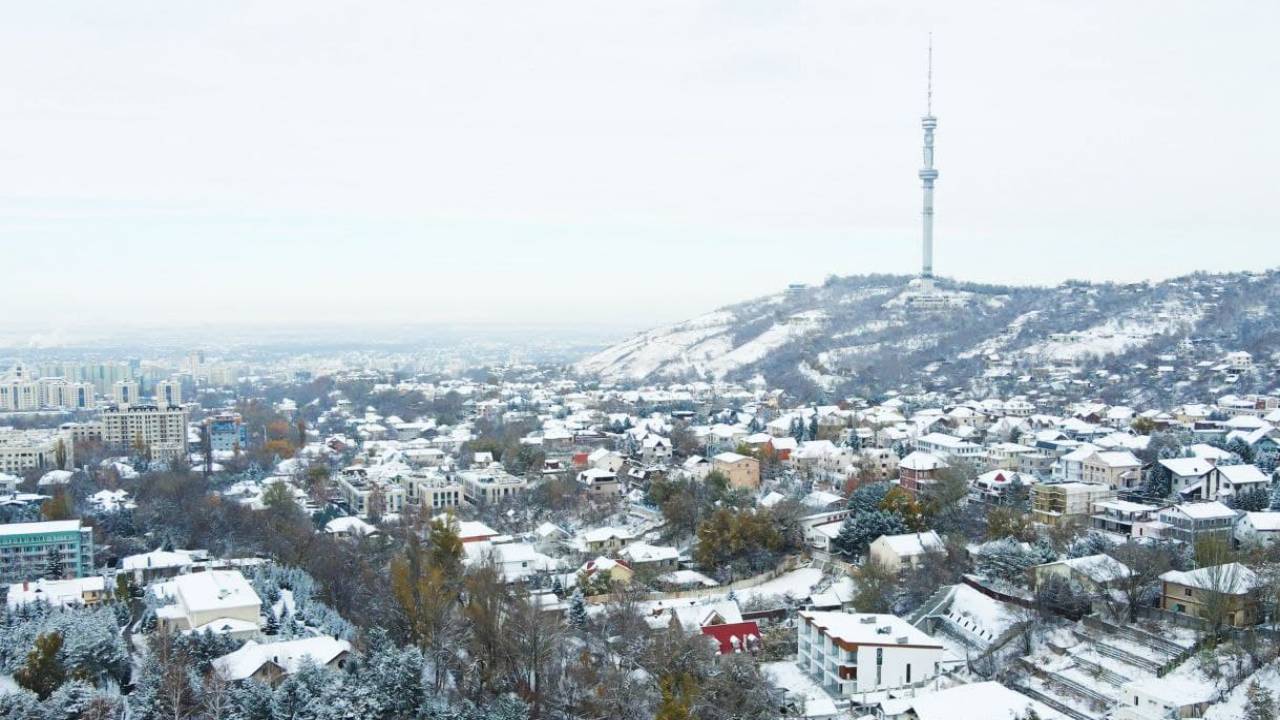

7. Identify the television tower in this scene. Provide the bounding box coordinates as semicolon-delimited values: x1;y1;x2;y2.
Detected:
918;36;938;286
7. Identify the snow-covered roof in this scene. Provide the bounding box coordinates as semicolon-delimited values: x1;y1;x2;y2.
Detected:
324;516;378;536
0;520;82;537
879;681;1066;720
799;611;941;647
619;542;679;564
1243;511;1280;532
172;570;261;614
873;531;943;558
1054;554;1131;583
1161;562;1257;594
1218;463;1269;486
213;636;351;681
1163;501;1235;520
1159;457;1215;478
899;450;947;471
6;576;106;609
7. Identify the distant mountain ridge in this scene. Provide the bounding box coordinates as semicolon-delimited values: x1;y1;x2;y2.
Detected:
576;270;1280;403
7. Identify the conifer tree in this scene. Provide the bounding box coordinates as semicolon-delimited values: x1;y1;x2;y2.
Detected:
43;548;66;580
568;589;588;630
14;631;66;700
1246;680;1277;720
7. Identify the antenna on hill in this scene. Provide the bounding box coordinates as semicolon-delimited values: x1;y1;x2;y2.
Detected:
926;33;933;116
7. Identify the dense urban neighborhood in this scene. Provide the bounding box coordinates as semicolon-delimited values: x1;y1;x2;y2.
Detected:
2;297;1280;720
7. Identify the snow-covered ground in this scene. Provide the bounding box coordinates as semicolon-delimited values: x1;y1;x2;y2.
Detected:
946;584;1018;638
1205;660;1280;719
761;660;838;718
703;313;825;378
1020;300;1202;363
735;567;824;604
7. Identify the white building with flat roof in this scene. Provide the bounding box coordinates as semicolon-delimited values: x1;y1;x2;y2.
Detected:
796;611;944;698
154;570;262;640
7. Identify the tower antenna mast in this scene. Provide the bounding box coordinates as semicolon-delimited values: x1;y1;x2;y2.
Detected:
918;36;939;284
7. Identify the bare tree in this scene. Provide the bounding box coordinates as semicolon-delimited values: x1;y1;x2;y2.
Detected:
1105;541;1173;623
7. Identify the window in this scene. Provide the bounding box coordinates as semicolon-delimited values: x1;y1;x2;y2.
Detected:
906;664;911;683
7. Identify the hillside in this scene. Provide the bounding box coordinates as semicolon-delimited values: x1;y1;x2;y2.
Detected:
576;270;1280;404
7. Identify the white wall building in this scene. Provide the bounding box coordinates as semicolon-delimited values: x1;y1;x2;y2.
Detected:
100;404;189;460
796;611;944;698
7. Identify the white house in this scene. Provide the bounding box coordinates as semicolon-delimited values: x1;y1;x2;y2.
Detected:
154;570;262;640
868;531;944;573
1236;511;1280;547
796;612;944;697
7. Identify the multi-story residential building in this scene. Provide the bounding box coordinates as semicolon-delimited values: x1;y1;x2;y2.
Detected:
100;404;189;460
1158;457;1216;497
1155;502;1236;546
205;412;247;453
41;379;94;410
898;451;947;496
334;468;407;518
985;442;1036;470
576;468;623;497
1031;482;1116;526
154;379;182;408
405;471;465;512
712;452;760;490
914;432;983;463
0;427;74;474
459;467;528;505
0;520;95;583
859;447;898;480
111;380;141;407
59;421;104;447
1081;450;1143;490
0;366;94;411
1017;450;1056;478
1052;443;1098;483
1090;499;1157;536
32;361;132;395
796;611;944;698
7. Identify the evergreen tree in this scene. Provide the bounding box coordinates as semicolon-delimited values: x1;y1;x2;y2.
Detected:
43;549;66;581
14;631;65;700
568;589;588;630
1230;487;1270;512
489;694;530;720
833;509;908;558
264;606;280;635
1246;679;1277;720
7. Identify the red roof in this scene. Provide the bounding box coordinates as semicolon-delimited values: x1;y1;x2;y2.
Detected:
700;621;761;655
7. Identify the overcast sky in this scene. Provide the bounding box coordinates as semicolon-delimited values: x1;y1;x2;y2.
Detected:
2;1;1276;332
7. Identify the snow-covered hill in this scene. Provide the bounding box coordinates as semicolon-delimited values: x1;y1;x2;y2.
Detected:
576;270;1280;401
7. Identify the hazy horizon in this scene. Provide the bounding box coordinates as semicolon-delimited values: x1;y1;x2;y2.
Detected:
3;1;1277;330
